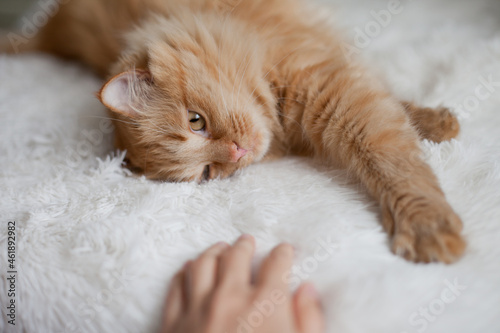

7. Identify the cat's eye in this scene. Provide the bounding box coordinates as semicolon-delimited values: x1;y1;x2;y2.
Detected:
188;111;206;132
202;165;211;181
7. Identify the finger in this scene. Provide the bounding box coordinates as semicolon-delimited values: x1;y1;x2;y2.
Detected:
293;283;325;333
256;243;294;292
162;268;187;332
218;234;255;288
188;242;229;309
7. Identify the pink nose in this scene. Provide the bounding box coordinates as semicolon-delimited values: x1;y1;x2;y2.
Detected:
229;142;248;163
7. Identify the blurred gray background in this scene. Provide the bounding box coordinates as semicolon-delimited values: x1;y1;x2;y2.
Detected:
0;0;36;28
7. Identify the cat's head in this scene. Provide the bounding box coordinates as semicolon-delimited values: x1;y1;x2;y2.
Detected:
98;23;279;182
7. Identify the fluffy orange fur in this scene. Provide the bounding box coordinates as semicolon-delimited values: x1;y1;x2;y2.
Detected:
16;0;465;263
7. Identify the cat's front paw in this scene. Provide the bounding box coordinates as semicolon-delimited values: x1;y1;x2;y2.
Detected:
388;199;466;263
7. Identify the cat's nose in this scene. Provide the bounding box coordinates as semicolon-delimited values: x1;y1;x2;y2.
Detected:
229;142;248;163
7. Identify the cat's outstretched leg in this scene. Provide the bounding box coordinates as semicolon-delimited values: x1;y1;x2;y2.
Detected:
288;71;466;263
402;102;460;143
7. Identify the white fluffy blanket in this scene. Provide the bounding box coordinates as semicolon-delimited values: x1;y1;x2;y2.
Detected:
1;0;500;332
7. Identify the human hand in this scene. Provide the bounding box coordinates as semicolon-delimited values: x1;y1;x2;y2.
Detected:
160;235;324;333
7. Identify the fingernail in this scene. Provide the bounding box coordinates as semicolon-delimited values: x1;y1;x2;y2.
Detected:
183;260;192;271
239;234;253;241
216;241;230;248
282;243;294;254
303;283;320;301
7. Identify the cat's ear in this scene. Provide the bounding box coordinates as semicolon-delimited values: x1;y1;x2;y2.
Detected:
98;69;152;118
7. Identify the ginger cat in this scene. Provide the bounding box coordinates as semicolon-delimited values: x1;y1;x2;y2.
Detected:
8;0;465;263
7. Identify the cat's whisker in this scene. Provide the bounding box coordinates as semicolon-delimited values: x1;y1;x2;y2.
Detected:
235;18;278;111
235;47;257;111
217;2;241;118
269;85;296;91
243;98;304;136
218;62;230;117
278;97;306;106
245;83;310;110
231;40;251;97
84;115;136;127
143;126;170;137
145;118;170;135
241;22;331;111
82;116;169;138
242;44;304;109
243;64;319;111
87;115;169;136
232;46;252;110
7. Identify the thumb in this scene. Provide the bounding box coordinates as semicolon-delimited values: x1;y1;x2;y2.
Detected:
293;283;325;333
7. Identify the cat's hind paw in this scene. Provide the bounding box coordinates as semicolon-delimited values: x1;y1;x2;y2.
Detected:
403;102;460;143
